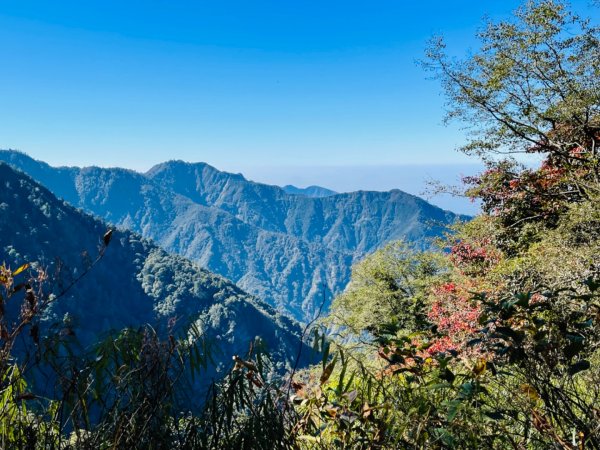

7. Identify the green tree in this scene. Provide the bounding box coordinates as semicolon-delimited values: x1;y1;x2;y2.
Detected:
424;0;599;164
425;0;600;254
328;241;447;337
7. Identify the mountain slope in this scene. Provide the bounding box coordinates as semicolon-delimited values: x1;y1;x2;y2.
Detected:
146;160;461;253
0;151;466;321
0;162;305;388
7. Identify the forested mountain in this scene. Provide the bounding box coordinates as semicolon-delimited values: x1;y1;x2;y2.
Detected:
0;162;305;388
0;151;465;321
1;2;598;448
281;184;337;198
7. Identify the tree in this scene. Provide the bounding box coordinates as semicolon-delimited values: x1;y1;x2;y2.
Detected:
327;241;447;337
296;3;600;447
425;0;600;249
424;0;599;164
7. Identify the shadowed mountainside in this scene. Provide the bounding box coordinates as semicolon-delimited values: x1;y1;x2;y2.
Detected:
0;162;307;396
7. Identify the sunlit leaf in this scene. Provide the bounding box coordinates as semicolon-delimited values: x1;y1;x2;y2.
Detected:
12;263;29;277
473;358;487;376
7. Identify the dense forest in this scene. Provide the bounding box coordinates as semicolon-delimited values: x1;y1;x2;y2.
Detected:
0;150;462;323
1;0;599;448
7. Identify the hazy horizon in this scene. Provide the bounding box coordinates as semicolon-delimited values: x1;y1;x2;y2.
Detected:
3;1;593;215
2;148;480;214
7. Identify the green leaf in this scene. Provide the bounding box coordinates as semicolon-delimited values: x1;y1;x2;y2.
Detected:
459;382;476;399
321;340;330;371
575;319;593;329
343;372;356;394
565;333;584;344
435;428;456;447
429;383;452;390
514;292;531;307
337;350;347;395
311;329;320;353
446;400;461;422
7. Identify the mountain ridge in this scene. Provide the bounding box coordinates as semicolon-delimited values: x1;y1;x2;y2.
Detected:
0;150;467;321
0;161;306;395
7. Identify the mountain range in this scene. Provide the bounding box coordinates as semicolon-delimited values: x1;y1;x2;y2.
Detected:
0;162;307;398
0;150;466;322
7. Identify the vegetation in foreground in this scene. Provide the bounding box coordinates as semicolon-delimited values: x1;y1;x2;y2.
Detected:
1;0;599;448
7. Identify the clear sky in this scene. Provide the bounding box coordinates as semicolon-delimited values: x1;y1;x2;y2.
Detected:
0;1;596;213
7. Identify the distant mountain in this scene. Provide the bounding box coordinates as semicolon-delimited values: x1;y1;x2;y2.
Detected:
0;151;467;321
0;162;306;392
282;184;337;198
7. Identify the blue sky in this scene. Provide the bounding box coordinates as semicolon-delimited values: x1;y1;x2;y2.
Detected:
0;1;595;213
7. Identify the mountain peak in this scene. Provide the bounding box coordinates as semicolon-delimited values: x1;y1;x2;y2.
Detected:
147;159;246;180
0;150;464;321
282;184;337;198
0;162;306;397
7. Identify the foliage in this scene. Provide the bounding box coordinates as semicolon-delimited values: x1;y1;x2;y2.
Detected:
327;241;448;337
423;0;600;162
424;0;600;253
282;1;600;448
1;1;599;449
0;240;272;449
